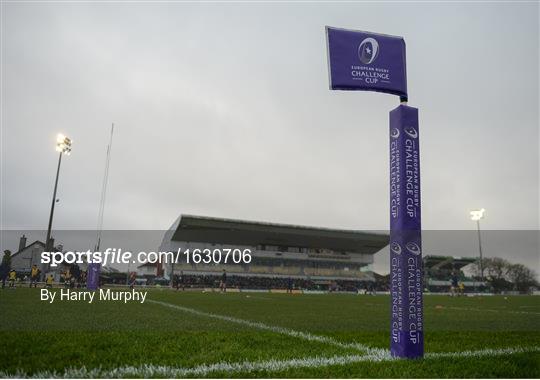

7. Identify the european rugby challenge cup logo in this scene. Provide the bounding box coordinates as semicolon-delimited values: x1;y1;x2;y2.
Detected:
404;126;418;139
390;128;400;139
405;242;421;256
358;37;379;65
390;242;402;255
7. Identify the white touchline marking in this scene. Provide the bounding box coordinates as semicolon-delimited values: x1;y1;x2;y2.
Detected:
148;299;373;352
244;295;274;301
425;346;540;359
365;303;540;316
1;354;391;379
3;346;538;378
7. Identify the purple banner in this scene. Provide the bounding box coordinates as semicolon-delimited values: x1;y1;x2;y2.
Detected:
389;104;423;358
86;263;101;290
326;26;407;99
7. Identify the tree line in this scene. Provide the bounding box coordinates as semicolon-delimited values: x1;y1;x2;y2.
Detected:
472;257;538;293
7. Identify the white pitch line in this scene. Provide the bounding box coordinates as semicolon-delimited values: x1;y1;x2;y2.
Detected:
443;306;540;315
244;294;274;301
366;303;540;316
426;346;540;359
2;346;538;378
0;354;389;379
148;299;373;352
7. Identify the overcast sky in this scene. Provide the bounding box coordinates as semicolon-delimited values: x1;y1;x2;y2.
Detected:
1;2;538;273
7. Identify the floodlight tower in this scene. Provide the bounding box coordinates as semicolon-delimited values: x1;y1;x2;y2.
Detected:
470;208;486;283
45;134;72;251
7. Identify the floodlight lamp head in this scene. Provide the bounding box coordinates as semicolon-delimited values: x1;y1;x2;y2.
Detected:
470;208;486;221
56;133;73;155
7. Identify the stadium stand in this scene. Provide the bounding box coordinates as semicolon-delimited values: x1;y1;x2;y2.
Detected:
159;214;388;289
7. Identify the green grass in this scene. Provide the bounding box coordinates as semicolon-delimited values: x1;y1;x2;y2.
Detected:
0;288;539;378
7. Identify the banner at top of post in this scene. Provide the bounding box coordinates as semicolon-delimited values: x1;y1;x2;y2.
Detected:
326;26;408;99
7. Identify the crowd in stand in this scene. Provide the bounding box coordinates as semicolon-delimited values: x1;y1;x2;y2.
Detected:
170;272;379;292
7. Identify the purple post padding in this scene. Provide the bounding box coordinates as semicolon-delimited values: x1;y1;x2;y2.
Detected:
389;104;423;359
86;262;101;290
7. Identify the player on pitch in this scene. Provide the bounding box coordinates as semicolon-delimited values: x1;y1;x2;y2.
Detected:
30;265;40;288
220;269;227;293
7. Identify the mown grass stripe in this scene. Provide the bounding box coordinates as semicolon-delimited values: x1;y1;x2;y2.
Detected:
2;346;538;378
148;299;372;352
